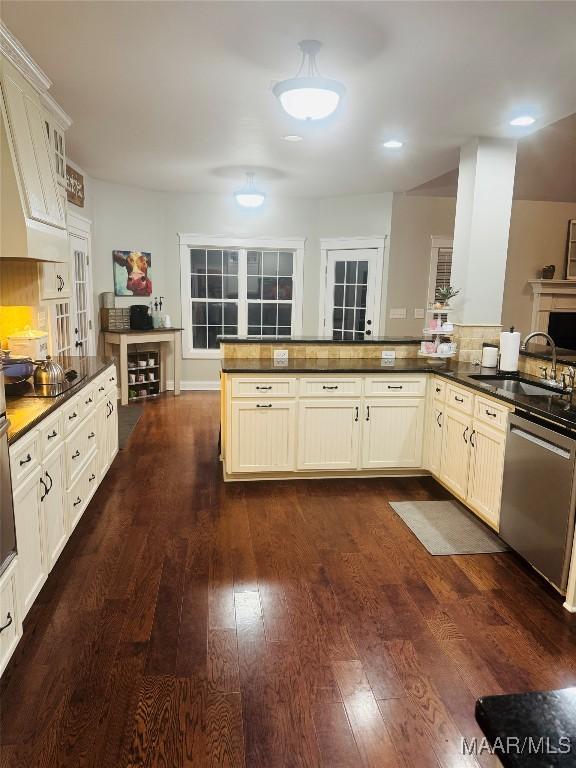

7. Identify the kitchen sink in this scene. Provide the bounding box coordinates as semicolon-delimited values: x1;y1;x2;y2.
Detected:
469;374;563;397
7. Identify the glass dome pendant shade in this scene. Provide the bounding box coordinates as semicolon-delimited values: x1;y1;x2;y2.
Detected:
273;40;345;121
234;173;265;208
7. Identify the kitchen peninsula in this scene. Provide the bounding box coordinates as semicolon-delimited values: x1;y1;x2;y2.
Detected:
220;336;576;613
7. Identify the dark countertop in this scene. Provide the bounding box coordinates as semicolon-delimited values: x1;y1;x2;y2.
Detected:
475;688;576;767
521;344;576;366
6;357;114;445
218;335;422;345
221;357;576;431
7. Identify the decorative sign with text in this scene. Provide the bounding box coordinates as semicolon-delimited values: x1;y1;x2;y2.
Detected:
66;164;85;207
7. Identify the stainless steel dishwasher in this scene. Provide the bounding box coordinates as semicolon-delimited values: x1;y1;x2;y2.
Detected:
500;411;576;592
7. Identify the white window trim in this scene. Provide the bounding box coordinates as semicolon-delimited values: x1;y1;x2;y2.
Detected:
427;235;454;310
178;233;305;359
317;236;388;336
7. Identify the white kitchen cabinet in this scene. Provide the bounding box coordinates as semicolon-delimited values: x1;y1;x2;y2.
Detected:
12;466;46;618
0;61;65;230
41;443;67;570
230;400;295;473
361;398;424;469
439;407;472;499
0;557;22;677
40;260;71;301
427;399;445;477
297;399;360;470
43;110;67;187
466;419;506;530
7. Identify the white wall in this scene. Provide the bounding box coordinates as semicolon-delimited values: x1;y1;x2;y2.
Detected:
502;200;576;334
385;194;457;336
90;180;393;383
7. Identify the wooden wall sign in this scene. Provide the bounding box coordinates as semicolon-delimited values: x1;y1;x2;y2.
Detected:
66;164;85;207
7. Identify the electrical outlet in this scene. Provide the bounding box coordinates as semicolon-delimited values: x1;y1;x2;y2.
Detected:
273;348;289;361
389;308;406;320
37;310;47;328
414;308;425;319
381;350;396;360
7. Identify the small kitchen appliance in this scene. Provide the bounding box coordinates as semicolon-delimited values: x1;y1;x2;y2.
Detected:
7;327;49;360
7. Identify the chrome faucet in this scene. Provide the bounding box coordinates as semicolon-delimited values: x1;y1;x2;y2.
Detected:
521;331;558;384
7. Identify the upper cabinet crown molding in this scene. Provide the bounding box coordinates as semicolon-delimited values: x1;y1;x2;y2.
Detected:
40;91;72;131
0;22;51;94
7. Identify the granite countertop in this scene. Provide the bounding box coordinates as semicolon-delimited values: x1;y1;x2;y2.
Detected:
6;356;114;444
475;688;576;767
221;357;576;431
218;335;422;345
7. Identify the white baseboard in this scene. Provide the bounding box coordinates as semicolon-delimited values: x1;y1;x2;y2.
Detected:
166;379;220;391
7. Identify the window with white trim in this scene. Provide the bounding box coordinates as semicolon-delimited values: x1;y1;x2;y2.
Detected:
180;236;305;357
427;237;453;308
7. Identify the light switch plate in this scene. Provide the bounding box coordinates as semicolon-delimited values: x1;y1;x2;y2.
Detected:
414;308;425;319
37;310;47;328
381;350;396;360
389;308;407;319
274;348;289;361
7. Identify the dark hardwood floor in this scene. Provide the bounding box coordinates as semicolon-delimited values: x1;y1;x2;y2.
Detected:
2;392;576;767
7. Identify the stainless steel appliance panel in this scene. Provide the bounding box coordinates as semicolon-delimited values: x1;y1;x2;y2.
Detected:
499;412;576;591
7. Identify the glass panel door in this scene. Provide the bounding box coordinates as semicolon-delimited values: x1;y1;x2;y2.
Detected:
324;249;379;340
70;233;94;358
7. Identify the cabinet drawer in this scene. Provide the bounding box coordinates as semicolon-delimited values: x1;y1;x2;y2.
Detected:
299;377;362;397
446;384;474;414
474;396;510;431
231;377;296;398
104;366;118;392
62;395;81;435
9;430;40;487
94;373;108;402
430;377;446;401
39;411;63;459
365;376;426;397
0;558;21;677
79;386;96;417
65;415;95;486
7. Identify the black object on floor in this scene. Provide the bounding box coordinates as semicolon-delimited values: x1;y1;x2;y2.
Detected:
118;404;143;449
475;688;576;766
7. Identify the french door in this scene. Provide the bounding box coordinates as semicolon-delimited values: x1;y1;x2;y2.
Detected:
323;248;381;340
70;232;94;358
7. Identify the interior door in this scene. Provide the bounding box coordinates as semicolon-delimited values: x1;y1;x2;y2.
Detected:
70;233;94;357
324;249;380;340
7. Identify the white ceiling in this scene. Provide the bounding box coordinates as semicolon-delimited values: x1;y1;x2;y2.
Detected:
3;1;576;198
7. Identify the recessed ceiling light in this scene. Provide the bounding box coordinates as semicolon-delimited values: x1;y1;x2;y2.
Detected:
383;139;403;149
234;173;265;208
273;40;345;121
282;134;303;142
509;115;536;127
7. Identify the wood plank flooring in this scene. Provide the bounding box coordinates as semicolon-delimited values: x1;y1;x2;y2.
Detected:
2;392;576;767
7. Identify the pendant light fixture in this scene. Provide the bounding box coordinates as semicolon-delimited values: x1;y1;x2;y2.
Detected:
234;172;265;208
273;40;345;121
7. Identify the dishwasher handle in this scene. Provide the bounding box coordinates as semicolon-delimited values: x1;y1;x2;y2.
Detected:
510;425;572;460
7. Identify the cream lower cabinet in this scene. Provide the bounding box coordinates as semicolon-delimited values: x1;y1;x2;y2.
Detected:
361;398;424;469
466;420;506;529
0;558;22;677
12;466;47;617
439;407;472;499
427;399;445;477
41;442;67;570
297;400;360;470
230;400;296;473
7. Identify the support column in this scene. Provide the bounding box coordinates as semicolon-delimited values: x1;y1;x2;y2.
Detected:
450;138;517;361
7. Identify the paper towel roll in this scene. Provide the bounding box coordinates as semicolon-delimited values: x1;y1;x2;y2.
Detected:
499;328;521;372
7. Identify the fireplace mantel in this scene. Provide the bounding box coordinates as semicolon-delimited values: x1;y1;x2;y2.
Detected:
529;280;576;332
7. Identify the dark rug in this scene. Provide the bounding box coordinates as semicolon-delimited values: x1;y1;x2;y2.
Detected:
118;404;143;449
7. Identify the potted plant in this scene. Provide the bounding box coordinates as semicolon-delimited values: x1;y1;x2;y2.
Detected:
434;285;460;309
